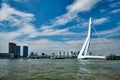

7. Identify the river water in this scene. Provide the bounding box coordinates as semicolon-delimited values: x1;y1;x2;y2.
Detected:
0;59;120;80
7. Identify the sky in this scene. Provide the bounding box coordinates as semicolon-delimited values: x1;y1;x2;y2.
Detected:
0;0;120;56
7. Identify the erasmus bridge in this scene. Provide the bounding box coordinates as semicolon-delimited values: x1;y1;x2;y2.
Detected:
77;18;106;59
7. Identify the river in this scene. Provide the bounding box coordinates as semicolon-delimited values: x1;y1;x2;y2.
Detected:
0;59;120;80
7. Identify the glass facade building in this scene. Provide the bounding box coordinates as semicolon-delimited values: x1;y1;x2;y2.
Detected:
9;42;17;57
23;46;28;57
16;46;21;57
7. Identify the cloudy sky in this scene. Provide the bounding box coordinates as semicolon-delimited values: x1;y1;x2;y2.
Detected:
0;0;120;56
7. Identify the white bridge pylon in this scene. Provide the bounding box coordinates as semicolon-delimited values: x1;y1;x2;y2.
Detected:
77;17;106;59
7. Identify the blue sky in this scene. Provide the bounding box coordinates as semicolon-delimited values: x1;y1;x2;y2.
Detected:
0;0;120;55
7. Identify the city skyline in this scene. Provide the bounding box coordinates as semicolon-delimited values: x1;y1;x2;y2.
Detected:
0;0;120;55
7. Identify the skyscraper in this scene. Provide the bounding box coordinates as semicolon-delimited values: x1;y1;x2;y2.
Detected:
16;46;21;57
23;46;28;57
9;42;17;57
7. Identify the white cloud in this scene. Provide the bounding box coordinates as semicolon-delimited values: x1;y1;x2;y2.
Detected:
12;0;29;2
37;0;101;39
0;3;77;40
28;39;82;54
40;0;101;30
109;1;120;8
0;40;9;53
37;28;75;37
67;0;100;13
0;32;20;40
51;13;77;27
0;0;100;39
0;3;34;27
100;9;106;13
110;8;120;14
93;17;108;25
95;25;120;36
56;0;100;26
0;3;37;38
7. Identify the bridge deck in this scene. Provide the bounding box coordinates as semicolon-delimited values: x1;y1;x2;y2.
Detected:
78;55;106;59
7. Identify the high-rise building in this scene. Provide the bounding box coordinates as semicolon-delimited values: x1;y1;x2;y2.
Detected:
23;46;28;57
16;46;21;57
9;42;17;57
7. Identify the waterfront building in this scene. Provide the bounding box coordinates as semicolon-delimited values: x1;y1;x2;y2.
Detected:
0;53;5;58
16;46;21;57
58;51;61;56
9;42;17;58
52;53;55;56
68;51;72;57
73;52;79;58
56;51;66;58
0;53;10;58
41;53;47;58
71;51;74;57
66;52;69;57
61;51;65;56
23;46;28;57
29;52;39;59
30;52;34;57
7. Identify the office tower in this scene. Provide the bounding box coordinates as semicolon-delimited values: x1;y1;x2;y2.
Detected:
16;46;21;57
23;46;28;57
9;42;17;57
30;52;34;57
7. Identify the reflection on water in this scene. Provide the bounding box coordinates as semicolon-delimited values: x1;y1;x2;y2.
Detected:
0;59;120;80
